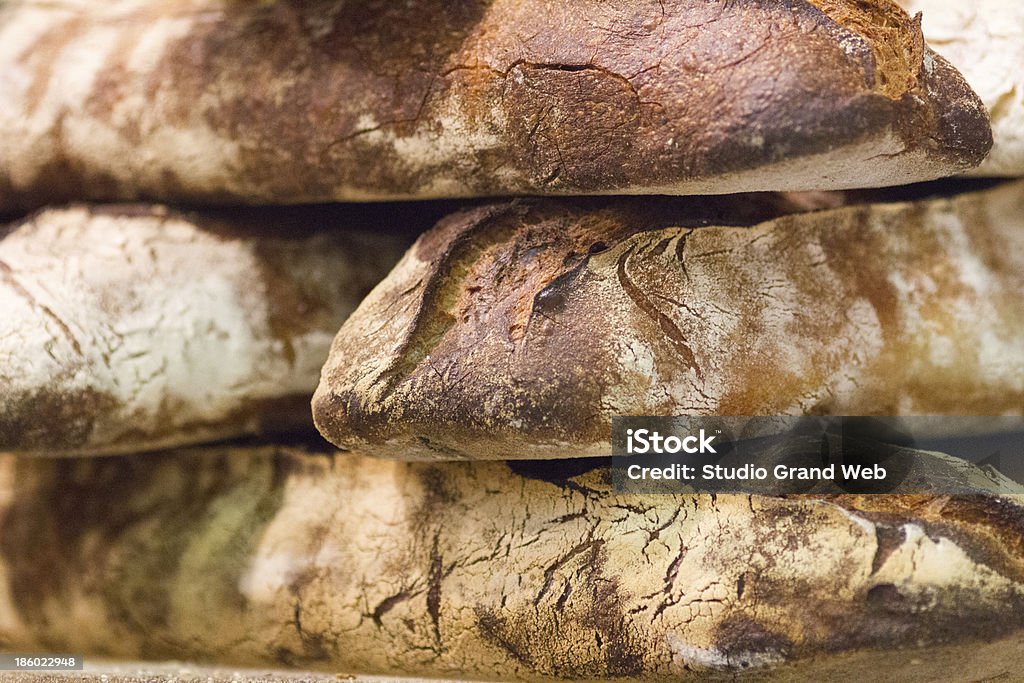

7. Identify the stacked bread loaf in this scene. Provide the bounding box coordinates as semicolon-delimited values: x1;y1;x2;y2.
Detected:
0;0;1022;681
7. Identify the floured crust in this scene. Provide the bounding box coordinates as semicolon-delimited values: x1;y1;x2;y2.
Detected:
2;447;1024;680
313;181;1024;460
0;0;992;210
898;0;1024;177
0;204;406;455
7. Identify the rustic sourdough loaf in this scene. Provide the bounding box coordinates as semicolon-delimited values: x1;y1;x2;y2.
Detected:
2;447;1024;680
0;204;407;456
0;0;991;210
899;0;1024;176
313;181;1024;460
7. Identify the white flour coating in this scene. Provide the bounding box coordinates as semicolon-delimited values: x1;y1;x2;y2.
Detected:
357;95;508;197
667;636;785;670
3;210;298;428
808;298;885;409
597;228;890;416
900;0;1024;176
0;3;246;200
619;137;948;195
0;0;506;203
873;522;1012;594
0;206;395;454
126;16;196;73
591;209;889;418
890;201;1024;391
341;127;968;198
3;449;1024;678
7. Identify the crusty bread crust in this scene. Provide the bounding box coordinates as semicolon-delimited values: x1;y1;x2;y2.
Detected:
314;181;1024;460
3;448;1024;679
0;205;406;455
899;0;1024;177
0;0;991;210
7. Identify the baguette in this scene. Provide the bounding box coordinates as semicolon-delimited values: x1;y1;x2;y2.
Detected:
899;0;1024;177
0;204;406;455
0;0;991;210
314;181;1024;460
2;447;1024;680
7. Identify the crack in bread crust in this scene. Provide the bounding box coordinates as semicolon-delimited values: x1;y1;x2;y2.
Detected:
0;0;992;210
314;182;1024;460
3;448;1024;680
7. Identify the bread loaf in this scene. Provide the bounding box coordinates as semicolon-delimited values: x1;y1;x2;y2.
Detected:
0;0;991;211
0;204;407;456
2;447;1024;680
313;181;1024;460
899;0;1024;176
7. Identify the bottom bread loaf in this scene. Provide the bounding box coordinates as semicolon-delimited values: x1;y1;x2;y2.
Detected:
2;447;1024;681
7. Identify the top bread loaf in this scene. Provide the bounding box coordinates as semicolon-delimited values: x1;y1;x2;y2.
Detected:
0;0;992;209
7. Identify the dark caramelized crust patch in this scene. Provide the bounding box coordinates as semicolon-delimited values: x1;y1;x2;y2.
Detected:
314;182;1024;460
0;0;992;210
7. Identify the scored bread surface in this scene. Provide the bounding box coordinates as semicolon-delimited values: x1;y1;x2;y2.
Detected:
314;181;1024;460
0;0;992;210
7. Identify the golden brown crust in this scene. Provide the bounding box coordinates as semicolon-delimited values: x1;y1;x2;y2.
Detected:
3;447;1024;680
897;0;1024;176
313;181;1024;460
0;0;992;210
